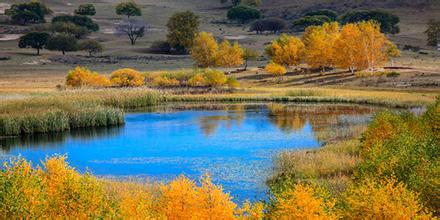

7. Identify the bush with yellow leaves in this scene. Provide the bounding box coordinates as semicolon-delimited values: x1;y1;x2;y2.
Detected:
342;178;432;219
188;73;207;87
66;66;111;87
110;68;145;87
152;76;180;87
265;61;286;79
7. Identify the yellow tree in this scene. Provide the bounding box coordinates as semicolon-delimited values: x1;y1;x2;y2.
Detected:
334;23;363;73
265;61;287;81
215;40;244;67
266;34;304;67
357;21;389;71
303;22;340;71
191;32;218;67
386;41;400;67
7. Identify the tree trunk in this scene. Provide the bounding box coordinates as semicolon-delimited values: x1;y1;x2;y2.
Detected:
36;48;40;55
62;50;65;55
244;59;248;71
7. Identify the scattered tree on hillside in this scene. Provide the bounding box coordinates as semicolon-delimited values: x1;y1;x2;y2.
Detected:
115;19;146;45
215;40;244;67
220;0;262;7
266;34;304;67
425;19;440;47
303;22;340;71
191;32;218;67
51;22;90;39
304;9;338;21
340;10;400;34
242;48;259;70
18;32;50;55
46;34;78;55
74;4;96;16
5;2;52;25
115;1;142;19
166;11;200;53
52;15;99;32
227;5;261;24
250;18;286;34
291;15;332;32
79;39;104;56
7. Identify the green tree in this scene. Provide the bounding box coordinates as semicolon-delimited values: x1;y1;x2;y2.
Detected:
227;5;261;24
115;1;142;18
74;4;96;16
5;2;52;25
291;15;331;32
166;11;200;52
51;22;90;39
425;19;440;47
304;9;338;21
46;34;78;55
79;39;103;56
52;15;99;32
340;10;400;34
18;32;50;55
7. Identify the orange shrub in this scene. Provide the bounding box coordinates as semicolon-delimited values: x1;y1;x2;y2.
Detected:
110;68;145;87
66;66;111;87
188;73;206;87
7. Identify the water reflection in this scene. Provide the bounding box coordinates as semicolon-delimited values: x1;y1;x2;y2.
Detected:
0;126;123;152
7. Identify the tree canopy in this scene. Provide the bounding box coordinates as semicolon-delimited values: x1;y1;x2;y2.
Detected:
79;39;103;56
18;32;50;55
5;2;52;25
227;5;261;24
425;19;440;47
52;15;99;32
340;10;400;34
46;34;79;55
166;11;200;52
292;15;332;32
250;18;286;34
304;9;338;21
115;1;142;18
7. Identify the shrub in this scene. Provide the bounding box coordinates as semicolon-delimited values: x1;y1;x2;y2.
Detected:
203;69;228;87
227;5;261;24
249;18;287;34
66;66;111;87
268;183;337;219
110;68;145;87
188;73;206;87
226;76;240;89
74;4;96;16
148;40;172;54
265;62;286;77
342;178;432;219
152;76;180;87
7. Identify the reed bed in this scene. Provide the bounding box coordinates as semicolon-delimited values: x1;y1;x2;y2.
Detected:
0;87;436;136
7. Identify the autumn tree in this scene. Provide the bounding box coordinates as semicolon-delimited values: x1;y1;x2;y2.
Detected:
265;61;287;81
303;22;340;71
115;1;141;19
166;11;200;52
334;23;363;73
215;40;244;67
191;32;218;67
266;34;304;67
18;32;50;55
386;41;400;67
357;21;389;71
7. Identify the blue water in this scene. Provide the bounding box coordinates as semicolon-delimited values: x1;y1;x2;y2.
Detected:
0;103;376;202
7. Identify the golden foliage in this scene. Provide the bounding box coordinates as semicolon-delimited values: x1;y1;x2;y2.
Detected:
265;61;286;76
191;32;219;67
203;69;228;87
343;178;432;219
357;21;390;71
110;68;145;87
188;73;207;87
152;75;180;87
303;22;340;70
269;183;337;220
216;40;244;67
266;34;304;67
66;66;111;87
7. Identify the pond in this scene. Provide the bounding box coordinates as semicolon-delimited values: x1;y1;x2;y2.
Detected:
0;103;379;202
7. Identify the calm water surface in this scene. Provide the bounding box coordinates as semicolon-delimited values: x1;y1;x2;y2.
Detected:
0;103;378;201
